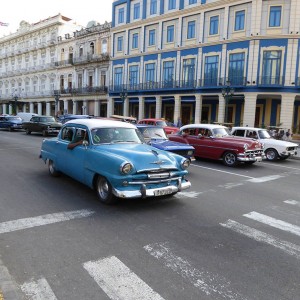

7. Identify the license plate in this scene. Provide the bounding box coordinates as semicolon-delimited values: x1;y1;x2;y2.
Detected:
256;157;263;162
154;187;173;196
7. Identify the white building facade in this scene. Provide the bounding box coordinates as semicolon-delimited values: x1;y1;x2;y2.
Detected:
0;15;111;117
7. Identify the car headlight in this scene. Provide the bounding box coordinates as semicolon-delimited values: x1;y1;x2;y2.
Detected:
120;162;133;174
181;158;190;170
187;150;193;156
244;143;248;150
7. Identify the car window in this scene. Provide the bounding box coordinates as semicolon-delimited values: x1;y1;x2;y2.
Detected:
213;127;230;137
61;127;74;141
258;130;271;139
74;128;89;143
183;128;197;136
233;129;245;137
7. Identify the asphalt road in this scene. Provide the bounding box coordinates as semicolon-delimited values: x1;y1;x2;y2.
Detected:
0;129;300;300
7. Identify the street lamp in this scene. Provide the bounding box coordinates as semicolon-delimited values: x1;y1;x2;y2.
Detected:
54;91;61;117
12;90;18;115
119;89;127;115
221;81;235;124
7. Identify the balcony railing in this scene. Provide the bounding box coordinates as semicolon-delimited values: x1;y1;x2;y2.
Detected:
257;76;284;86
73;53;110;65
54;86;108;96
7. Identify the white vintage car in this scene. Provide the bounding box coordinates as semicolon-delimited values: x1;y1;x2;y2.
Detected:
231;127;298;161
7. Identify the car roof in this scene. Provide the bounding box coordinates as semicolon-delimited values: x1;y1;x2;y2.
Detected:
181;124;227;130
138;118;165;122
65;118;137;129
232;127;266;131
136;124;164;129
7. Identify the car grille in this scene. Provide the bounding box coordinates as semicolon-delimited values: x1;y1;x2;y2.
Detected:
245;149;264;157
170;150;193;156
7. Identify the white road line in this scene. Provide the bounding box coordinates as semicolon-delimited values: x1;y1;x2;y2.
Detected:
191;164;254;179
284;200;300;206
220;220;300;259
21;277;58;300
243;212;300;237
0;209;94;234
83;256;164;300
144;242;246;300
175;191;202;198
247;175;283;183
261;162;300;171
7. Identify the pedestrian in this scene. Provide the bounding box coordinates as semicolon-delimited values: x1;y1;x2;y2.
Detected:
176;117;182;128
285;129;292;141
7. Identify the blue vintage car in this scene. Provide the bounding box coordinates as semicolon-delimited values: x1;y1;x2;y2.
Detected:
136;125;195;160
40;119;191;204
0;115;23;131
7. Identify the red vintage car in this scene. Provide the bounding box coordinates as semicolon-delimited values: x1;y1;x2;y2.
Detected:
168;124;264;166
137;118;179;135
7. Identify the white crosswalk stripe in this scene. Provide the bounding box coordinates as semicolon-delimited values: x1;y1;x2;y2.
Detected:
0;209;95;234
144;242;247;300
220;219;300;259
284;199;300;206
243;211;300;237
83;256;165;300
21;277;58;300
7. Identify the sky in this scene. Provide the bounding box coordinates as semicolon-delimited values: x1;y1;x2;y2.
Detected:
0;0;113;36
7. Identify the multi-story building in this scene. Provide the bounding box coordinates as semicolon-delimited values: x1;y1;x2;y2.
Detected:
109;0;300;133
0;14;111;117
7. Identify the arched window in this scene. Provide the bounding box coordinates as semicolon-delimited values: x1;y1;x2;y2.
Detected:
90;42;95;55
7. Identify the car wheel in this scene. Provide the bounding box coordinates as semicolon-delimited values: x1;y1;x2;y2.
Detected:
223;151;238;167
48;160;60;177
95;176;116;204
42;130;48;137
265;148;278;161
25;129;31;135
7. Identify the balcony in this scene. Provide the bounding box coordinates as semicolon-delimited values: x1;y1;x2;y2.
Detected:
73;53;110;65
54;86;108;96
257;76;284;86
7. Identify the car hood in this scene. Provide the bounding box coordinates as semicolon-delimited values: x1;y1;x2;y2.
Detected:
149;139;194;151
9;120;22;124
95;143;182;170
260;138;298;147
215;136;262;148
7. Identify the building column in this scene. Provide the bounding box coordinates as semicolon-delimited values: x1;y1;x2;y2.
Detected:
83;100;88;115
29;102;34;113
243;93;257;127
173;95;181;124
138;96;144;120
63;100;68;114
195;94;202;124
280;93;295;130
217;94;225;124
94;99;100;116
38;103;42;115
9;105;12;115
155;96;162;119
123;97;129;116
73;101;78;115
46;102;51;116
107;97;114;117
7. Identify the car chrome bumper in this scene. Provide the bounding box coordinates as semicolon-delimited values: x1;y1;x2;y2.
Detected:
237;155;264;162
112;179;191;199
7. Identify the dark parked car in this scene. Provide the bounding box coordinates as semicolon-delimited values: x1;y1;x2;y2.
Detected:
23;115;62;136
137;125;195;160
0;115;23;131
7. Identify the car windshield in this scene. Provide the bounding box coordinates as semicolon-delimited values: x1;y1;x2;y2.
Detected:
156;120;168;127
258;129;272;139
91;127;143;144
139;127;168;140
41;117;56;122
212;127;231;137
8;117;22;120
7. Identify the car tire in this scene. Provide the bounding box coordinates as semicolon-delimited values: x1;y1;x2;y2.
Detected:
25;129;31;135
223;151;238;167
48;160;60;177
265;148;278;161
42;130;48;137
95;175;116;204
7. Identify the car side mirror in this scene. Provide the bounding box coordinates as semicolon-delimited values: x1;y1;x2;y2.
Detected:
82;140;89;147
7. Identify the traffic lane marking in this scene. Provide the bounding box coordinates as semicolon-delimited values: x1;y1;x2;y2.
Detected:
84;256;164;300
21;277;58;300
243;212;300;237
220;220;300;260
144;242;247;300
191;164;254;179
0;209;95;234
261;161;300;171
284;200;300;206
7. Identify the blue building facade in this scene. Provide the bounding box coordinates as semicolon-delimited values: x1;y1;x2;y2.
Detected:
109;0;300;132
